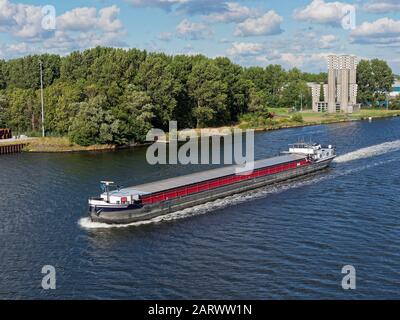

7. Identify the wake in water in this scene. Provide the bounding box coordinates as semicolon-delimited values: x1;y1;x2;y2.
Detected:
334;140;400;163
79;140;400;230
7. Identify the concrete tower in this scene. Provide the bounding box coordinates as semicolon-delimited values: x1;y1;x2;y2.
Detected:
349;56;358;106
309;54;358;113
339;55;350;112
310;84;320;112
327;55;338;113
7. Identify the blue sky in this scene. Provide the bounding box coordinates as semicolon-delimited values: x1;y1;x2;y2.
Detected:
0;0;399;73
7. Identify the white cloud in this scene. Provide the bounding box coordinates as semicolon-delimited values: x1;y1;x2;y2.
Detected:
0;42;30;58
364;0;400;13
227;42;264;56
0;0;126;58
257;51;335;70
176;19;213;40
57;5;123;33
293;0;355;27
126;0;188;11
351;18;400;45
234;11;283;37
0;0;44;39
204;2;259;23
319;34;337;49
158;32;173;41
98;6;124;32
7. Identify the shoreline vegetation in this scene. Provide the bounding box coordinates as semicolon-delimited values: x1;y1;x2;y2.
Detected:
7;108;399;153
1;47;398;153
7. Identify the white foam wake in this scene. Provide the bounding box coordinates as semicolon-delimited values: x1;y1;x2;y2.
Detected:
334;140;400;163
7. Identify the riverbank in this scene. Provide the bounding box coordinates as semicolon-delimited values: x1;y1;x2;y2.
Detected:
15;109;400;153
22;137;116;153
239;108;400;131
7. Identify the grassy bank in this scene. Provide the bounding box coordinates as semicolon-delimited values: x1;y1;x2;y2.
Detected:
23;137;116;153
17;108;400;153
239;108;400;131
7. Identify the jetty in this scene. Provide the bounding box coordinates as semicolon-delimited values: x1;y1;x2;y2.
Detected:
0;129;31;155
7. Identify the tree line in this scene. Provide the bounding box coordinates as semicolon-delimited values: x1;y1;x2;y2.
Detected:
0;47;394;146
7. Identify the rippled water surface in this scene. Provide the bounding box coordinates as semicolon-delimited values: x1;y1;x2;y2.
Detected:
1;117;400;299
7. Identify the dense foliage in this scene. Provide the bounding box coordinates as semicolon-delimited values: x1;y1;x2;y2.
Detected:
0;47;394;145
356;59;395;106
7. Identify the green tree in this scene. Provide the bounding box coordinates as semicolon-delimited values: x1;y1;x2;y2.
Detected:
0;60;6;90
357;60;374;105
0;92;9;127
264;64;287;107
7;88;40;133
280;80;310;109
135;54;181;129
44;81;83;135
357;59;394;106
390;95;400;110
215;57;249;122
112;85;155;144
371;59;395;99
188;60;228;127
168;55;196;128
248;88;268;116
68;97;120;146
4;54;60;90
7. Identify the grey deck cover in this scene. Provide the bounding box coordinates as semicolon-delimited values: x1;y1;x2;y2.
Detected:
122;154;305;196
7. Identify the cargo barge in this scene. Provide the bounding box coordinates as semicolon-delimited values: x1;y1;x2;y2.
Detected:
88;143;336;224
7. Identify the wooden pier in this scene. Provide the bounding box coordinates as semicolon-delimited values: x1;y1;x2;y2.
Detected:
0;143;26;155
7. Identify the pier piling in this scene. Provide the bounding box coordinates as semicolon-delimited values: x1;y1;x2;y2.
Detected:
0;143;26;155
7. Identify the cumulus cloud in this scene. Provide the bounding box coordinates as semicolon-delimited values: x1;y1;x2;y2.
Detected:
0;0;45;39
351;17;400;45
234;11;283;37
293;0;355;27
58;6;123;33
227;42;264;56
257;51;335;70
319;34;337;49
125;0;188;11
0;42;30;58
176;19;213;40
204;2;259;23
177;0;227;15
158;32;173;41
0;0;126;58
364;0;400;13
126;0;228;15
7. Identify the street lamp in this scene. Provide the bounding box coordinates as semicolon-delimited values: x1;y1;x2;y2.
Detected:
39;60;45;137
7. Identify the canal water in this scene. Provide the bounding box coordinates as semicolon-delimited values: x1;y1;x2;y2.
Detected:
1;117;399;299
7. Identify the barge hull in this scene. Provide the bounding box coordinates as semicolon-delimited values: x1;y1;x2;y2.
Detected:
90;158;334;224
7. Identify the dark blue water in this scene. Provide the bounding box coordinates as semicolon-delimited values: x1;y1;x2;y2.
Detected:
1;117;400;299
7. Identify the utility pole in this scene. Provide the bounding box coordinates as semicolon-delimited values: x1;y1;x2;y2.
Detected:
39;60;45;137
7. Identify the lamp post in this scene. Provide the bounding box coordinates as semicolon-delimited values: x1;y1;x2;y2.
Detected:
39;60;45;137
